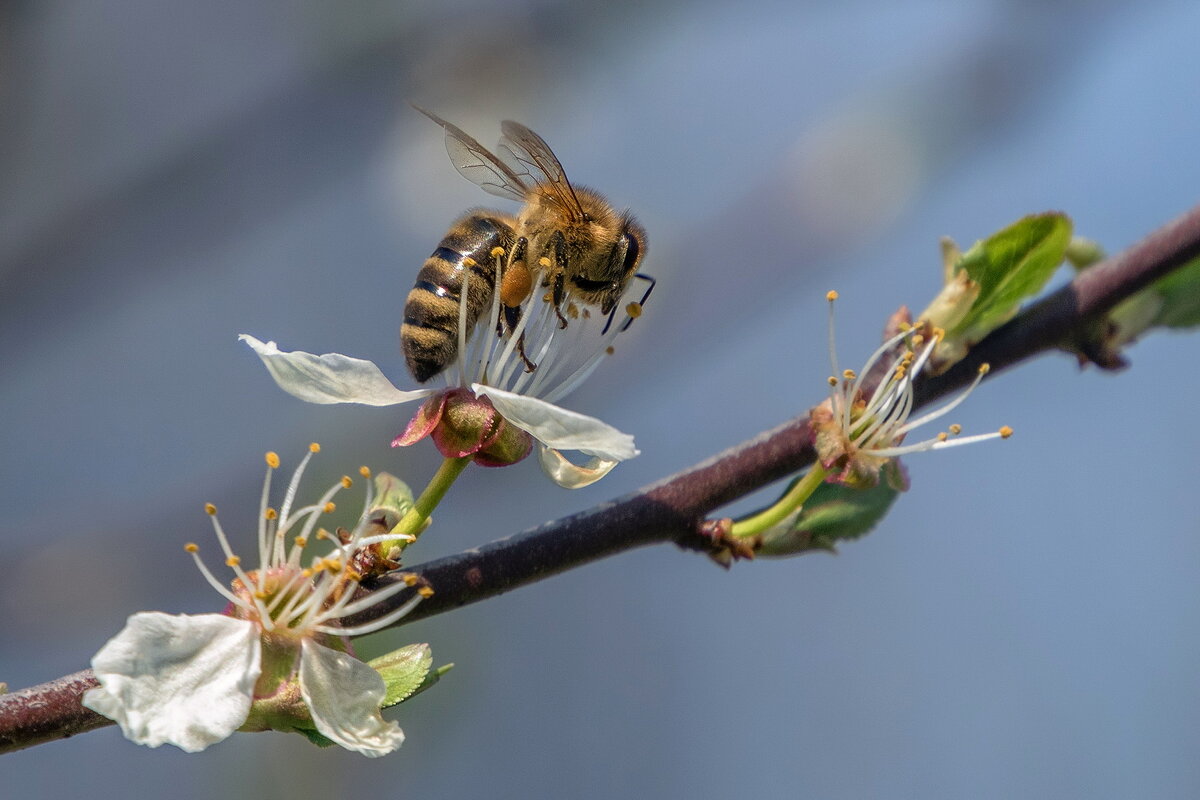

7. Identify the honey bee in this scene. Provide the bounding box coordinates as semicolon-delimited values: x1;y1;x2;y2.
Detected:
402;108;653;383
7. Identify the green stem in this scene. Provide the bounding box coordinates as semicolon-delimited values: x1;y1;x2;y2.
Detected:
730;463;829;538
390;456;472;543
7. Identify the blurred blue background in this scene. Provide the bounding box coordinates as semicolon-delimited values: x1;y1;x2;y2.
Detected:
3;0;1199;797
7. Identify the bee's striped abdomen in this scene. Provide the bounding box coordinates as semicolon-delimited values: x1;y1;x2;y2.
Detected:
402;213;512;382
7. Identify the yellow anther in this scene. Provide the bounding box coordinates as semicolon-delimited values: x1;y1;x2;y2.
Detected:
226;555;241;567
542;290;554;303
402;573;419;586
184;542;199;553
842;369;857;380
204;503;217;515
254;590;269;600
826;290;839;302
341;475;353;488
911;335;925;347
326;559;342;572
316;529;330;540
605;345;615;355
323;502;336;514
999;426;1014;439
418;586;435;598
359;466;371;478
538;256;552;267
932;326;946;340
462;256;477;267
346;569;363;582
265;507;278;521
827;376;838;386
309;442;321;453
626;302;643;318
265;451;280;469
293;536;307;548
301;568;313;578
949;424;962;435
978;363;991;375
937;432;948;442
490;246;505;258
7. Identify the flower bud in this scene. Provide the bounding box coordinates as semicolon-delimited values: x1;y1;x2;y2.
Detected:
392;388;533;466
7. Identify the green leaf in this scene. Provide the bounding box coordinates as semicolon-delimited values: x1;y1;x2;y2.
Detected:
951;212;1073;339
1152;255;1200;329
298;728;336;747
758;463;904;557
371;643;433;708
369;643;452;709
370;472;417;531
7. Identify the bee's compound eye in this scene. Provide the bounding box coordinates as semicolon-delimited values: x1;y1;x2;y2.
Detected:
620;233;640;274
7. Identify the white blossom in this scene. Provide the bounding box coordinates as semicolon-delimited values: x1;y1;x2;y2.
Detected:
814;292;1012;485
240;257;644;488
84;447;425;756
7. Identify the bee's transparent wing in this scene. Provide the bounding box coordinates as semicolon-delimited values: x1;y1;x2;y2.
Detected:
499;120;586;221
416;107;530;202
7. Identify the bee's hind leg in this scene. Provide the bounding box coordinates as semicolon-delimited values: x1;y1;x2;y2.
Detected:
515;331;537;373
502;304;538;372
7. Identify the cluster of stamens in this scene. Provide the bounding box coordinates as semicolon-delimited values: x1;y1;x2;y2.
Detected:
185;444;432;639
446;246;646;406
823;291;1012;466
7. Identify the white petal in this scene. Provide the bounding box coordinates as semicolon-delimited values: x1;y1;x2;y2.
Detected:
537;445;620;489
473;384;638;461
240;335;432;406
299;639;405;758
82;612;260;753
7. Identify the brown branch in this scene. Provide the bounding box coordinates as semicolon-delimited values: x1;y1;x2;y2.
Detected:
4;202;1200;755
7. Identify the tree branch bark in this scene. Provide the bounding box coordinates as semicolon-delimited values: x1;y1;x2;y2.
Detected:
4;202;1199;755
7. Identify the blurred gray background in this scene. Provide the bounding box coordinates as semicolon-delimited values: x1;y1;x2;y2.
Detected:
3;0;1199;797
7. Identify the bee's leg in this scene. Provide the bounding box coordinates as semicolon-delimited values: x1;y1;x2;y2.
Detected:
515;331;536;372
550;231;570;328
611;273;657;334
496;237;528;337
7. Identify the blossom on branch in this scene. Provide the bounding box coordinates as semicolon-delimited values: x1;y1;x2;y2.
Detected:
241;251;645;488
813;293;1012;487
83;446;432;756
